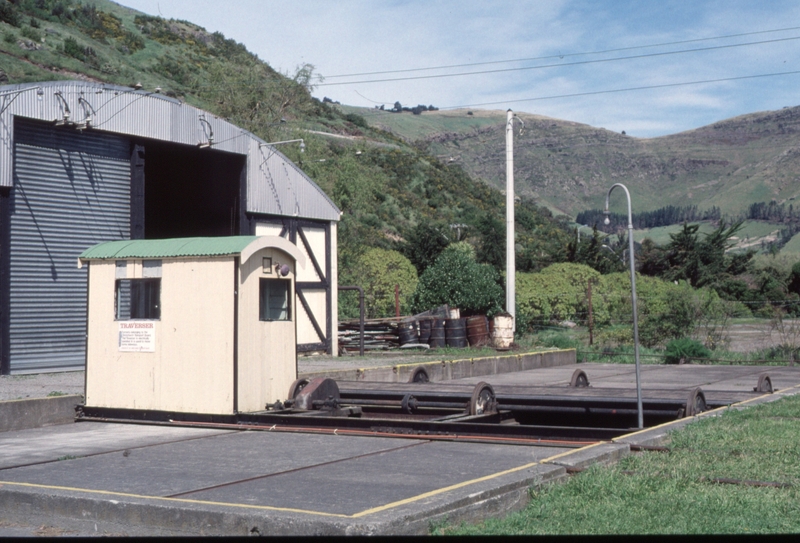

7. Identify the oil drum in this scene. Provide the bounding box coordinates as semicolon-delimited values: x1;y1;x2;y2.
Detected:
445;318;467;348
466;315;489;347
428;318;446;348
418;318;432;344
398;320;418;346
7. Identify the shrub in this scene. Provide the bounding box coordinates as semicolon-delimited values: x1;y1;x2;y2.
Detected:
21;25;42;42
351;248;418;319
516;263;603;332
411;243;503;316
63;36;83;60
344;112;368;129
0;1;20;27
664;338;711;365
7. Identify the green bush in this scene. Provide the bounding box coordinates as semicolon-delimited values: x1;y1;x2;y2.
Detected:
344;112;368;128
0;1;20;27
351;247;418;319
411;243;503;316
664;338;711;365
21;25;41;42
516;263;603;332
63;36;84;60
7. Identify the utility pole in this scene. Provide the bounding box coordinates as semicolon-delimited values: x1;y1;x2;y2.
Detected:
505;110;523;331
587;278;594;346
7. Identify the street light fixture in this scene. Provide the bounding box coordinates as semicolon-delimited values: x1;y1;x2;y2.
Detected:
601;244;626;264
603;183;643;429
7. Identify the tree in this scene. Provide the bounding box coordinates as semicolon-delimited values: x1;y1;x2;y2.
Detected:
351;248;418;318
475;211;505;271
401;220;451;275
638;238;669;277
660;221;752;289
567;226;624;274
788;262;800;296
411;243;504;316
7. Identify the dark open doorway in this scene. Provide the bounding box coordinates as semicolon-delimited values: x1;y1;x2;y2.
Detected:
143;142;245;239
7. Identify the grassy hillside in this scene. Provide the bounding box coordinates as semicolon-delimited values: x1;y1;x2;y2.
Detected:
340;104;800;223
631;221;781;247
0;0;573;280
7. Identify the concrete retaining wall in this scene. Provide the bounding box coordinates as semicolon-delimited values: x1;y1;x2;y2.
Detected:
0;395;82;433
302;349;576;383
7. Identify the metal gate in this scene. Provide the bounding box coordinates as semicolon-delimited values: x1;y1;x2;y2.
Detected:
8;119;131;373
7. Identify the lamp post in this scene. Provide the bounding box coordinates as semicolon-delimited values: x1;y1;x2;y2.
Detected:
505;110;524;330
603;183;643;429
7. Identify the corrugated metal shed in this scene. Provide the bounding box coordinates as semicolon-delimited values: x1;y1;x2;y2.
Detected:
0;81;340;222
79;236;260;260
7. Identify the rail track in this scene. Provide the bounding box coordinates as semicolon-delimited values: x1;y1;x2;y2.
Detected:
75;368;777;446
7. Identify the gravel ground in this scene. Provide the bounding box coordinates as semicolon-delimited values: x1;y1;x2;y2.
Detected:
0;348;500;401
0;372;85;401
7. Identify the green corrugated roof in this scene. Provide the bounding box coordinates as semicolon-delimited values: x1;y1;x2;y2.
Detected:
79;236;261;260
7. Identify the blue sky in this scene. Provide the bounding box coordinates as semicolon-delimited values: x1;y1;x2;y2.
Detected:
115;0;800;137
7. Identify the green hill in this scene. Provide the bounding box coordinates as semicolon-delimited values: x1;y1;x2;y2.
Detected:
0;0;573;280
3;0;797;270
341;105;800;222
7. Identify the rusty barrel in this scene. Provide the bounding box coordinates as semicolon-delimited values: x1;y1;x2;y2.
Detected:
466;315;489;347
445;318;467;348
398;319;418;346
428;318;446;348
418;318;432;344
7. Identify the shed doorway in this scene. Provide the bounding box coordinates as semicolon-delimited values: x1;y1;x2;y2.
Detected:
142;142;246;239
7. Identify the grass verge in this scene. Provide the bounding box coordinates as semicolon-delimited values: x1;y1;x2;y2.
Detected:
435;392;800;535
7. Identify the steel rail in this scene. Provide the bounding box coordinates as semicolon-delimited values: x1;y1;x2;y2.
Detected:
77;406;627;442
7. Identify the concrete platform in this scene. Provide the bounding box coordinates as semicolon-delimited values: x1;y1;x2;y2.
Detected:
0;422;571;536
2;361;800;536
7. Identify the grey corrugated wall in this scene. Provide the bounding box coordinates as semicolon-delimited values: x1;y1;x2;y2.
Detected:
9;119;131;372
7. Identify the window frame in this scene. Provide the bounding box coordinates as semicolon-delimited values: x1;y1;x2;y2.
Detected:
115;277;162;321
259;278;291;322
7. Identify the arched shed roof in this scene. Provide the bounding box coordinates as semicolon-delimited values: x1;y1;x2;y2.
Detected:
0;81;340;222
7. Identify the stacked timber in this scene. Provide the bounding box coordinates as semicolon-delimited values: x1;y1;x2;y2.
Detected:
338;317;405;353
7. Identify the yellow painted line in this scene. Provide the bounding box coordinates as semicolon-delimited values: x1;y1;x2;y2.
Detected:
539;441;610;464
349;461;541;518
0;481;350;518
1;460;549;520
614;383;800;443
614;414;694;441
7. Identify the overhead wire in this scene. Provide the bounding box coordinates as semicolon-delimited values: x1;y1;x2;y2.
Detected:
316;36;800;87
322;25;800;79
346;69;800;119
